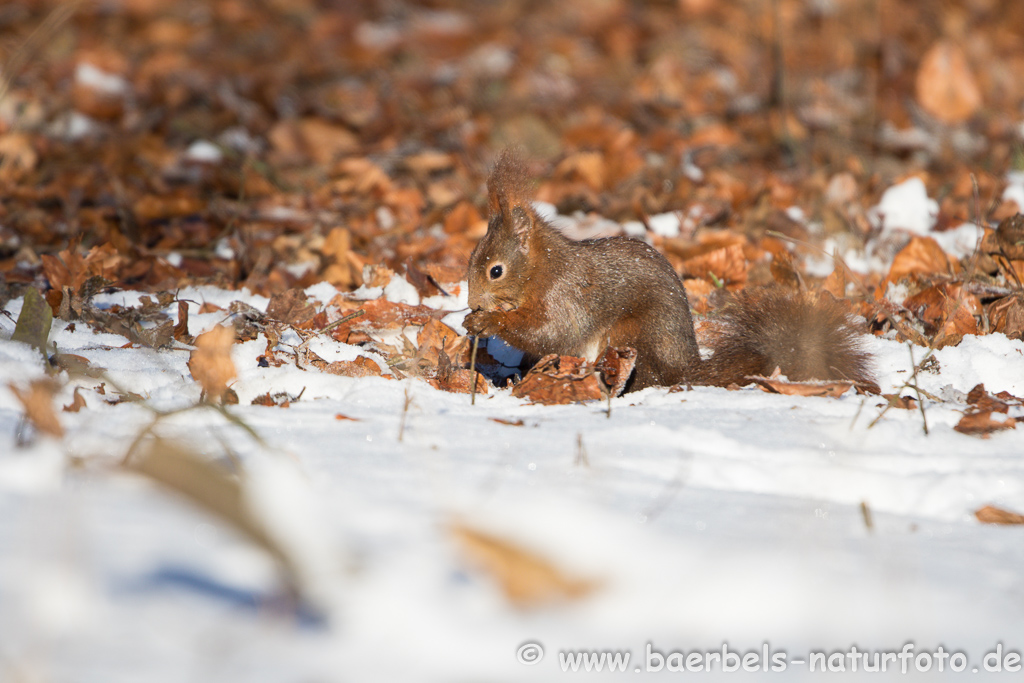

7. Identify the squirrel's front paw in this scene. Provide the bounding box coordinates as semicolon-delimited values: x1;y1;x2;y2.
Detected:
464;310;502;337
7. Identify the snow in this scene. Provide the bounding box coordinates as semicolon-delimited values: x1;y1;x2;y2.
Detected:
647;212;682;237
184;140;224;164
75;62;129;96
931;222;985;258
3;284;1024;681
867;176;939;236
1004;170;1024;211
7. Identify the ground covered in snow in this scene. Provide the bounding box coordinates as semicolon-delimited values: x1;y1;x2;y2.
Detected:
3;281;1024;682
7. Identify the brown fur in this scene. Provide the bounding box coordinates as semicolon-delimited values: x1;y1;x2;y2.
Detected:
464;150;875;393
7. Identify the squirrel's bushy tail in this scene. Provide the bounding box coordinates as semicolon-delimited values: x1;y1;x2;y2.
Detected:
698;287;878;392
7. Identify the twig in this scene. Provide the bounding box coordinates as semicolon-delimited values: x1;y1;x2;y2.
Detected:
860;501;874;532
909;346;928;435
469;336;480;405
320;308;365;334
574;433;589;468
398;386;413;442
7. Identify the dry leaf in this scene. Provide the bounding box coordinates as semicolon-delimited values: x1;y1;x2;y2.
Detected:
450;522;599;607
266;288;317;326
9;379;64;437
62;386;88;413
995;214;1024;260
954;410;1016;437
512;355;603;405
888;236;954;283
173;300;193;343
187;325;237;401
881;393;917;410
975;505;1024;525
965;384;1012;414
325;358;382;378
749;374;855;398
915;41;982;124
681;244;747;286
490;417;524;426
594;346;637;397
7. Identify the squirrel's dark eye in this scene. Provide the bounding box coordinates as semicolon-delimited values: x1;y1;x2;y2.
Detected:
489;264;504;279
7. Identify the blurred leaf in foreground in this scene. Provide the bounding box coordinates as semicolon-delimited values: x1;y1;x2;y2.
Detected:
451;522;599;608
11;287;52;355
188;325;236;402
9;379;64;437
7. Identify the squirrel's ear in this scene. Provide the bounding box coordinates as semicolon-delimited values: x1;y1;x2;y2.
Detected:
510;205;532;254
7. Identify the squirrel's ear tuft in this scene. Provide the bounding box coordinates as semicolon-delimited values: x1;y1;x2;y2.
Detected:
487;147;532;219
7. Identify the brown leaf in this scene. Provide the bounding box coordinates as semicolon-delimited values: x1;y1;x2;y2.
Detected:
902;283;979;343
965;384;1011;414
954;410;1016;437
324;358;382;378
915;41;982;125
594;346;637;397
512;355;603;405
821;265;848;299
887;236;955;284
355;298;436;329
417;319;467;366
881;393;917;410
749;374;855;398
62;387;88;413
995;214;1024;260
173;300;193;343
490;418;524;426
429;344;488;394
681;243;747;286
451;522;599;608
975;505;1024;525
334;413;360;421
0;133;39;184
10;379;64;437
266;288;317;326
987;294;1024;340
187;325;237;401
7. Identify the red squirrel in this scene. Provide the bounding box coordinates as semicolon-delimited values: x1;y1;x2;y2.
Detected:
463;149;876;393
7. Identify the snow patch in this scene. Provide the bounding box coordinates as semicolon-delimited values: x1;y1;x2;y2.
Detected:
868;177;938;236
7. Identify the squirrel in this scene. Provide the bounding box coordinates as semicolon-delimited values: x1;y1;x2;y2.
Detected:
463;149;876;394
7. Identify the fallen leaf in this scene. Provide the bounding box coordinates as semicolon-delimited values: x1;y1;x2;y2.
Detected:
334;413;360;421
12;287;53;354
987;294;1024;340
965;384;1011;413
594;346;637;397
187;325;237;401
995;214;1024;260
450;522;599;607
0;133;39;183
512;354;603;405
9;379;64;437
63;386;87;412
266;288;317;326
681;243;747;286
954;410;1016;437
324;359;382;378
173;300;193;343
429;344;488;394
490;418;524;426
749;374;855;398
888;236;954;283
915;40;982;124
881;393;917;410
975;505;1024;525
